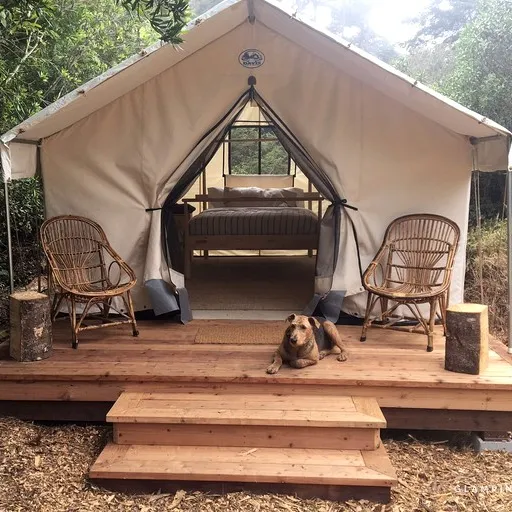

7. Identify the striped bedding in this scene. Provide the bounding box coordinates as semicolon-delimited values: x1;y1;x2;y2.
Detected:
189;207;319;236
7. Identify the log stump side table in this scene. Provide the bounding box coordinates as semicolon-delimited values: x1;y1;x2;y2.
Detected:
10;291;53;362
445;303;488;375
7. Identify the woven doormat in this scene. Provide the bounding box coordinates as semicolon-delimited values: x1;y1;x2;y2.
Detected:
195;323;283;345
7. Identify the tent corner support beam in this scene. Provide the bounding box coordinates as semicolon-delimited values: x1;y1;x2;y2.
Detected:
10;138;40;146
469;134;504;145
4;177;14;293
508;167;512;354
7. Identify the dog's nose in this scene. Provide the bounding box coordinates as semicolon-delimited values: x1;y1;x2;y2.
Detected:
290;337;297;344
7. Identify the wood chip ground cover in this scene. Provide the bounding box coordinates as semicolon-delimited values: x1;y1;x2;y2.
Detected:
0;418;511;511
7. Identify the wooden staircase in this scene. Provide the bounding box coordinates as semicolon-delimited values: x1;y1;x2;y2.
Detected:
90;392;397;502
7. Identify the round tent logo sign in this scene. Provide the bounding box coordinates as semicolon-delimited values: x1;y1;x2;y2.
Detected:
239;49;265;68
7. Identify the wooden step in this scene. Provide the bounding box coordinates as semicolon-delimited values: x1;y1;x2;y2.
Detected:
90;443;397;502
108;392;386;450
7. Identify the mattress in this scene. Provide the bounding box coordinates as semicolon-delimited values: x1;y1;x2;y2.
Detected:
188;207;319;236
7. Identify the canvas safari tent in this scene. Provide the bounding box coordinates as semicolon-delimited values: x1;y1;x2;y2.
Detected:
1;0;511;328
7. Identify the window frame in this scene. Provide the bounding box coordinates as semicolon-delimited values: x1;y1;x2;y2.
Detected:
227;122;291;176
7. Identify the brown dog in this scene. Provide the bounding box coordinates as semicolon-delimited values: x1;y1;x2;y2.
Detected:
266;314;348;374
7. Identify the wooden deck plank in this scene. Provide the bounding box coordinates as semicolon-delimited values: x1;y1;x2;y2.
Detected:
107;392;384;428
113;423;380;450
90;443;397;487
111;392;357;412
0;358;510;389
1;380;512;411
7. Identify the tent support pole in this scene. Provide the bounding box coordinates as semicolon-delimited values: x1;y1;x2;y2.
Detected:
4;177;14;293
508;167;512;353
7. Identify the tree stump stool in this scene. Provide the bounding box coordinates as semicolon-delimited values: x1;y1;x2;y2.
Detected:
445;303;488;375
10;291;53;362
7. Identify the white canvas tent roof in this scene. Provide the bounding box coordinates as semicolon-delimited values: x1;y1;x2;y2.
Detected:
1;0;510;179
1;0;511;320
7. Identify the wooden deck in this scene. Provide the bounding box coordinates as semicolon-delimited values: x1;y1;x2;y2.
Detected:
1;319;512;430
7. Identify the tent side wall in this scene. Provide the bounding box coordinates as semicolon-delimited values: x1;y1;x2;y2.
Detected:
40;20;473;315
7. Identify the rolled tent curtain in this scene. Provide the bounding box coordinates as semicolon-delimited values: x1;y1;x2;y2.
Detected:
253;90;357;321
147;88;251;321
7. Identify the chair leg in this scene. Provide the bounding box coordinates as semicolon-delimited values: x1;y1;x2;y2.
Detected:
439;292;448;336
69;296;78;349
51;293;64;322
102;298;112;323
126;290;139;337
427;298;437;352
360;292;374;342
379;298;389;321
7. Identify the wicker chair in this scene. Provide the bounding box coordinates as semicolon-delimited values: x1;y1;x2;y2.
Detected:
41;215;139;348
360;214;460;352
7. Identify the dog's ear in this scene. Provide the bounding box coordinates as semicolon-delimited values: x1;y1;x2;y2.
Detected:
308;317;318;327
286;314;296;323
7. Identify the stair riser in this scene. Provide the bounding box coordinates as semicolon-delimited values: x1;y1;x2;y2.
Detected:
114;423;381;451
90;479;392;504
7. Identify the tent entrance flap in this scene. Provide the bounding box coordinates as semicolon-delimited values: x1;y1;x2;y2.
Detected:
157;83;357;322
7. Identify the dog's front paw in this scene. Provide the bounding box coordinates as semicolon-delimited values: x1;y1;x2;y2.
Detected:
337;352;348;362
266;365;280;374
318;353;326;360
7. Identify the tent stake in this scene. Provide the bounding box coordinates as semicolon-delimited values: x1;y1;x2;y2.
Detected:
3;177;14;293
508;167;512;353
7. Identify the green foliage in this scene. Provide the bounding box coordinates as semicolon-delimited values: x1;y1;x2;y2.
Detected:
465;220;508;338
115;0;190;43
442;0;512;132
0;0;159;134
0;178;44;286
407;0;477;49
229;126;289;175
394;43;455;90
398;0;512;234
469;172;507;226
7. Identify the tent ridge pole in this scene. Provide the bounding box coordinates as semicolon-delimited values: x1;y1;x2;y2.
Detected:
247;0;256;24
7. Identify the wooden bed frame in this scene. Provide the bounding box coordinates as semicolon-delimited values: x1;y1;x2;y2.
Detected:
182;194;323;278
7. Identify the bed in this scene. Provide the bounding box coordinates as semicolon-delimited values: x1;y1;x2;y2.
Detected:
182;186;323;277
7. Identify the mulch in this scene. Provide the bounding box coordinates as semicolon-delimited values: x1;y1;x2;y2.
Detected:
0;418;512;511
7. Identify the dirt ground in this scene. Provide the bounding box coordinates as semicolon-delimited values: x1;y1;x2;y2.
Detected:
0;418;511;512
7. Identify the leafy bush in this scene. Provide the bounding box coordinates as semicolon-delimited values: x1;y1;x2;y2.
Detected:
465;220;508;339
0;178;45;330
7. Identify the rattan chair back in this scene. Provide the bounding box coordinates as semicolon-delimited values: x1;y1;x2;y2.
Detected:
41;215;135;295
371;214;460;298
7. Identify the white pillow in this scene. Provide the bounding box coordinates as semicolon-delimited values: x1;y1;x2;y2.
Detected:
207;186;306;208
207;187;227;208
224;187;268;207
281;187;305;207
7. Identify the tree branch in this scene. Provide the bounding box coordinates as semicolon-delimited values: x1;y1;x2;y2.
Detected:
2;33;44;87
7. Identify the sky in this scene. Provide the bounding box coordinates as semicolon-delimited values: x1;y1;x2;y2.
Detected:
368;0;431;42
281;0;434;44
